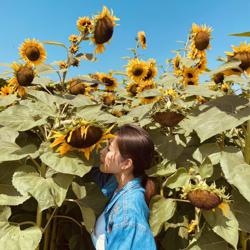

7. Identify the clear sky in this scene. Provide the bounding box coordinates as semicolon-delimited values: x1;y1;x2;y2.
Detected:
1;0;250;80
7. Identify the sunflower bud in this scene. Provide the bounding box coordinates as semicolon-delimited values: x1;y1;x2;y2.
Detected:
69;79;88;95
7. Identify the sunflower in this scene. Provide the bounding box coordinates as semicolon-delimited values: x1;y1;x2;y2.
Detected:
0;85;13;96
137;81;156;93
221;83;229;93
196;56;207;73
140;95;160;105
102;92;116;106
67;78;92;95
19;38;46;65
58;61;68;69
173;54;182;76
127;58;148;83
77;17;93;34
69;45;79;54
164;88;178;99
50;122;115;160
225;42;250;74
126;82;138;96
189;23;212;58
182;67;199;86
137;31;146;49
92;6;119;54
213;72;224;84
143;59;157;81
181;182;230;210
8;62;35;96
98;73;118;91
69;34;79;44
222;68;242;76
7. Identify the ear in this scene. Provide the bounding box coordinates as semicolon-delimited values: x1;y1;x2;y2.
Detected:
120;158;133;171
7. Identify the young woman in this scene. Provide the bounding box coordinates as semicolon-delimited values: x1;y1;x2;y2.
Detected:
90;123;157;250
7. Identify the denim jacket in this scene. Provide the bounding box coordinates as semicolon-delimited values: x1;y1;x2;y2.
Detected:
91;167;157;250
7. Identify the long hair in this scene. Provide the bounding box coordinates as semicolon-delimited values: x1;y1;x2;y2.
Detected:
115;124;155;205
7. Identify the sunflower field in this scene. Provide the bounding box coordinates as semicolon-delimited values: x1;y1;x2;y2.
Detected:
0;5;250;250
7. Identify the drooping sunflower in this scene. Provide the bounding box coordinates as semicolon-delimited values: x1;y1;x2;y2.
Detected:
181;182;230;210
8;62;35;96
173;54;182;76
19;38;46;65
126;82;138;96
102;92;116;106
77;17;94;34
98;73;118;91
143;59;158;81
69;34;79;44
225;42;250;75
92;6;119;54
182;67;199;86
137;81;156;93
189;23;212;58
67;78;92;95
137;31;146;49
69;45;79;54
140;95;160;105
50;121;115;160
0;85;13;96
127;58;148;83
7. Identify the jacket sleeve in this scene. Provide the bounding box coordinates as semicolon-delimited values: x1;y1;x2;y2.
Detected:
89;166;118;198
89;166;112;189
105;217;157;250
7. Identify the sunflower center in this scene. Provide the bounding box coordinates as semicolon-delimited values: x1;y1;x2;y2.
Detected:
94;16;114;44
133;68;143;76
187;81;195;85
25;46;41;61
144;69;153;80
233;52;250;71
102;77;114;86
187;72;194;78
129;84;138;95
66;126;103;148
194;31;210;51
16;67;35;86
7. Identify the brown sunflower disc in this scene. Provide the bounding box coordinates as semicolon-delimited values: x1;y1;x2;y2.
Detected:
187;190;221;210
153;111;184;127
16;67;35;86
66;126;103;148
194;31;210;51
94;16;114;44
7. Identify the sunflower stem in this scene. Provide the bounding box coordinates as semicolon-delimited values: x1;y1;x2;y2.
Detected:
244;120;250;164
35;206;42;250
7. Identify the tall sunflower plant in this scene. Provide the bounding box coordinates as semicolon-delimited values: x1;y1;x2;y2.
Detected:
0;11;250;250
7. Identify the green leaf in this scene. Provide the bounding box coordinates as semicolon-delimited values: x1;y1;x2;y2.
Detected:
0;127;19;143
76;104;102;120
0;141;38;163
12;165;73;211
229;31;250;37
164;167;190;189
40;143;92;177
208;61;241;76
149;195;176;236
184;85;220;98
128;103;153;119
0;104;47;131
146;161;176;177
220;150;250;202
199;157;213;179
0;95;17;107
42;40;67;48
187;225;228;250
192;143;221;165
231;189;250;233
180;95;250;142
203;207;239;249
0;223;42;250
0;162;30;206
68;95;93;107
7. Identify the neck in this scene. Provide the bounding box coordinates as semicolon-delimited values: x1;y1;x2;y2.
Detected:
114;172;134;191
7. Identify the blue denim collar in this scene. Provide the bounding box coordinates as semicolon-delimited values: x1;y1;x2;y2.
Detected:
104;177;142;213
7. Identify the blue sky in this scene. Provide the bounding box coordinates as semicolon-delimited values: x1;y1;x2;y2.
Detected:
1;0;250;81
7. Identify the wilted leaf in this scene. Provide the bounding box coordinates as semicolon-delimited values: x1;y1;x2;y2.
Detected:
149;195;176;236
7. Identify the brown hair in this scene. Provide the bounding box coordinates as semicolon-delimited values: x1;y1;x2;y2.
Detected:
115;123;155;205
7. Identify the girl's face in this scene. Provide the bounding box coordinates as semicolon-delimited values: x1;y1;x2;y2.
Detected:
100;137;124;174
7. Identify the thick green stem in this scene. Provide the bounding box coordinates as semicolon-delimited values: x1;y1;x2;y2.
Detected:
35;206;42;250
